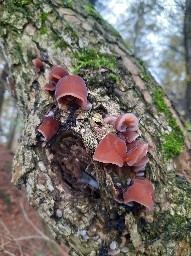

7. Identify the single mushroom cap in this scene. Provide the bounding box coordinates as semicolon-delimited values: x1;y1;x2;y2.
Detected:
123;178;154;211
103;115;117;126
38;116;60;142
125;140;148;166
32;57;43;72
55;75;92;110
115;113;139;132
93;133;127;167
44;83;56;91
49;65;69;84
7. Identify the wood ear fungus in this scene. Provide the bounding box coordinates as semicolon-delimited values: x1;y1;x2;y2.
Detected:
123;178;154;211
93;133;127;167
32;58;43;72
38;116;60;142
55;75;92;110
49;65;69;84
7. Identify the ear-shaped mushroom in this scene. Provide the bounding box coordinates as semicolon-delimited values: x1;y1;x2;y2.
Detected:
93;133;127;167
32;58;43;72
115;113;139;132
49;65;69;84
121;131;139;143
55;75;92;110
123;178;154;211
103;115;117;126
44;83;56;91
38;116;60;142
125;140;148;166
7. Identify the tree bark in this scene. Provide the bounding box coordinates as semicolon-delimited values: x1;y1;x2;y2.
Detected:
1;1;191;255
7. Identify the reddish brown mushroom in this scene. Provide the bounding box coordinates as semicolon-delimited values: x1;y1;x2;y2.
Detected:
38;116;60;142
32;58;43;72
55;75;92;110
49;65;69;84
133;155;149;172
103;115;117;126
120;131;139;143
93;133;127;167
125;140;148;166
123;178;154;211
44;83;56;91
115;113;139;132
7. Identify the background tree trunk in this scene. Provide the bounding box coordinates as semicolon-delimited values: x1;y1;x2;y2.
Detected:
1;1;191;255
184;0;191;121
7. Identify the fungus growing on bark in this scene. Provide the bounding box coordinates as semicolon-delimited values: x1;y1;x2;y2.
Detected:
103;115;117;126
44;83;56;91
120;131;139;143
32;57;43;72
115;113;139;132
38;116;60;142
55;75;92;110
49;65;69;84
123;178;154;211
133;155;149;172
93;133;127;167
125;140;148;166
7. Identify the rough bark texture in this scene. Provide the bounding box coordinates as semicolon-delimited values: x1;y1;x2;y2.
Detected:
1;1;191;255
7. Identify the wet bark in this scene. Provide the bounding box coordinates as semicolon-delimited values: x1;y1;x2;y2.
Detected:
1;1;191;255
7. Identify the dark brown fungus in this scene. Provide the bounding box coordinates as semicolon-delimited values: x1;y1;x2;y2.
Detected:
32;58;43;72
55;75;92;110
38;116;60;142
123;178;154;211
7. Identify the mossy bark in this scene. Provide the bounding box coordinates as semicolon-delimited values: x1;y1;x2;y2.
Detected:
1;1;191;255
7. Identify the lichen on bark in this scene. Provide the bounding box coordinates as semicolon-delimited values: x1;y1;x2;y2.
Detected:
1;0;191;255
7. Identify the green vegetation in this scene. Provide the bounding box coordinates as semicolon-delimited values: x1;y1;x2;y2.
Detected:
13;44;25;64
51;29;69;49
73;48;118;73
13;0;32;5
153;88;184;159
140;71;150;82
145;211;190;242
65;24;79;42
139;59;151;82
39;11;51;35
63;0;73;9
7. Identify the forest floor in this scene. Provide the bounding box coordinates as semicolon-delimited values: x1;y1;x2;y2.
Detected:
0;144;69;256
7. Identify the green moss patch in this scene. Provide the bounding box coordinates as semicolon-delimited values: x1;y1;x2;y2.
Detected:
13;0;32;6
153;88;184;159
65;23;79;42
144;211;190;242
73;48;118;74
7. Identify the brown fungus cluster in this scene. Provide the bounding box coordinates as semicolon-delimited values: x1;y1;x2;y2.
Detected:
32;58;92;142
93;113;154;211
33;57;154;212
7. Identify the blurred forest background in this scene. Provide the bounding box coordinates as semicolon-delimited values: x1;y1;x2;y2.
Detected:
0;0;191;254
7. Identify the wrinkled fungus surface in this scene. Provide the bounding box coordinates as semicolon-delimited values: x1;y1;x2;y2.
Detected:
93;133;127;167
123;178;154;211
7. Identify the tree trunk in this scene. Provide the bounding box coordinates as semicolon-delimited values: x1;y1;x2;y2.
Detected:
1;1;191;255
184;0;191;121
7;105;18;151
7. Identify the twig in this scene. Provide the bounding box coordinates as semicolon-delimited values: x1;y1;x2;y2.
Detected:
0;220;23;256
